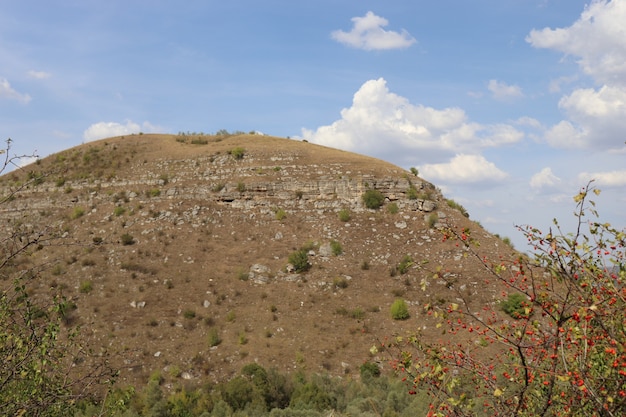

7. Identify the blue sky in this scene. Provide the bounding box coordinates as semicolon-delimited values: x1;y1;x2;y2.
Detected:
2;0;625;250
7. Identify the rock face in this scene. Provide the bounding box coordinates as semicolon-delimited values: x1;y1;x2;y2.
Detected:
0;134;499;390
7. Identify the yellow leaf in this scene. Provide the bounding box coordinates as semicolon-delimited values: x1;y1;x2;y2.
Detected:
593;189;601;196
494;388;503;397
450;303;459;311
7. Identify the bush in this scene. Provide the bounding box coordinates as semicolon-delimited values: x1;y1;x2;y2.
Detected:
208;328;221;347
387;202;399;214
121;233;135;245
406;185;418;200
79;280;93;294
360;362;381;379
275;208;287;221
113;206;125;216
362;189;385;209
338;208;351;222
392;182;626;416
446;199;469;218
229;147;246;160
71;207;85;219
397;255;413;274
330;240;342;256
390;299;410;320
426;213;438;228
288;249;310;273
333;276;348;289
501;293;531;319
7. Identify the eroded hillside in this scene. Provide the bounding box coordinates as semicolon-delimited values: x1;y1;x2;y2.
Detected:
0;133;516;389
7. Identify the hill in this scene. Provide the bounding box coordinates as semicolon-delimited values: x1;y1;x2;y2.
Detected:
0;133;516;391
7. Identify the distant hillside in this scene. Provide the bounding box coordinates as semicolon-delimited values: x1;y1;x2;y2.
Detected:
0;133;517;391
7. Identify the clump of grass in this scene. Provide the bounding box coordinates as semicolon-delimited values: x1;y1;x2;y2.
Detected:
71;207;85;220
79;280;93;294
333;276;349;289
208;328;221;347
113;206;125;216
338;208;351;222
390;299;410;320
121;233;135;245
288;249;311;273
397;255;413;274
446;199;469;218
387;202;399;214
330;240;343;256
226;311;236;322
236;182;246;192
427;213;438;229
275;208;287;221
229;147;245;160
183;309;196;319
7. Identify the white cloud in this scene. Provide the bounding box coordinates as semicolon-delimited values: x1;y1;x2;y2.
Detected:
526;0;626;87
544;85;626;150
527;1;626;151
331;11;416;51
578;170;626;187
530;167;562;189
487;79;524;101
27;70;51;79
83;120;160;142
301;78;522;163
420;154;509;185
0;77;31;103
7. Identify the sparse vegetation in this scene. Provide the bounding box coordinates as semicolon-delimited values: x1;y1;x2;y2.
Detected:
338;208;351;222
275;208;286;221
387;202;399;214
427;212;438;228
121;233;135;245
446;198;469;217
390;299;410;320
229;147;246;160
362;189;385;209
397;255;413;274
288;249;310;273
79;280;93;294
71;206;85;219
330;240;343;256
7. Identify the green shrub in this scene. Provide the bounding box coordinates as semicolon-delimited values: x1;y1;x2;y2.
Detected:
79;280;93;294
208;328;221;347
390;299;410;320
121;233;135;245
406;185;418;200
350;308;365;320
360;361;381;379
113;206;125;216
183;309;196;319
146;188;161;197
446;199;469;218
410;167;419;176
330;240;343;256
501;293;531;319
275;208;287;221
338;208;351;222
362;189;385;209
288;249;310;273
333;276;348;289
397;255;413;275
387;202;399;214
236;181;246;192
71;207;85;219
427;213;438;228
229;147;246;160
